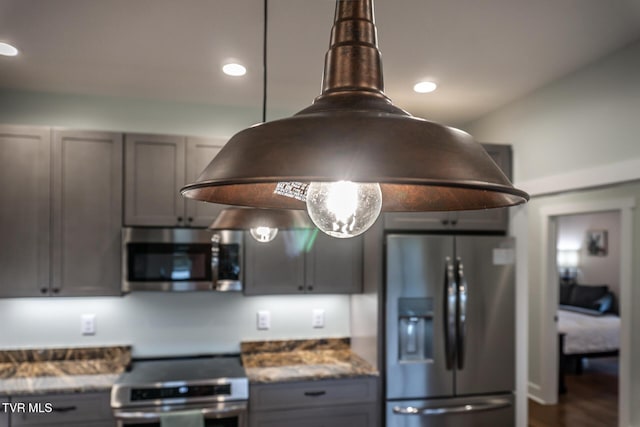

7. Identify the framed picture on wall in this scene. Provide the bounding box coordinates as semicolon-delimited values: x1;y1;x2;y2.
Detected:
586;230;608;256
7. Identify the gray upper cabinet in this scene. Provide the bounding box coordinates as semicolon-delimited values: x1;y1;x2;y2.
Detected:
124;134;226;227
244;230;307;295
244;229;363;295
0;126;51;297
305;231;363;294
0;126;122;298
384;143;513;232
51;130;122;297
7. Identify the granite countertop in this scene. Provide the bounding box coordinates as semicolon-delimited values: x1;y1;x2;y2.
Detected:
0;345;131;396
241;338;378;384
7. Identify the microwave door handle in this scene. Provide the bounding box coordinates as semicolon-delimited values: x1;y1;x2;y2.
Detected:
444;257;457;370
456;257;468;370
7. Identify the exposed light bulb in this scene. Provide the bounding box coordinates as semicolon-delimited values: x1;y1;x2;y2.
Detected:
249;226;278;243
306;181;382;239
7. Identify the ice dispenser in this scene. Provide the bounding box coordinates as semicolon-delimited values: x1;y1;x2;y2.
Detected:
398;298;433;362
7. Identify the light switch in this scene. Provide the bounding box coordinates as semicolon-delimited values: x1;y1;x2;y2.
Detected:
81;314;96;335
257;311;271;330
312;309;325;328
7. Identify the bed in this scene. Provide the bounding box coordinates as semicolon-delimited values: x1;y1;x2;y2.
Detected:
557;307;620;393
556;281;620;393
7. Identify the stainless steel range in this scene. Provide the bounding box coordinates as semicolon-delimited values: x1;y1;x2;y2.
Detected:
111;356;248;427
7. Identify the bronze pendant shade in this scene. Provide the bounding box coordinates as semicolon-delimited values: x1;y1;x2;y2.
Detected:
181;0;529;213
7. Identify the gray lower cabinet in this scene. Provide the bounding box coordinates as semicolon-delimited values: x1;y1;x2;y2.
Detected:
0;397;8;427
249;377;379;427
10;392;115;426
124;133;226;227
244;230;363;295
384;143;513;232
0;127;122;297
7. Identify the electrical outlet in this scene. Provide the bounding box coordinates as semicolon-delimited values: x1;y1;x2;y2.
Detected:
257;311;271;330
81;314;96;335
312;309;325;328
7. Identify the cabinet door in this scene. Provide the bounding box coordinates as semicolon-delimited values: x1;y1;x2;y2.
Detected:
124;134;186;226
0;397;8;427
305;231;363;294
185;137;228;227
11;392;115;426
250;404;379;427
52;130;122;297
0;125;51;297
244;230;307;295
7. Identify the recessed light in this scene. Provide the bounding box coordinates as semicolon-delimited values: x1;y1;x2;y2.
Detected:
222;63;247;77
413;81;437;93
0;42;19;57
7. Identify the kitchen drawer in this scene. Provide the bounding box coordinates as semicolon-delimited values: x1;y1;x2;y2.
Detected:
250;403;379;427
11;392;114;426
250;377;377;411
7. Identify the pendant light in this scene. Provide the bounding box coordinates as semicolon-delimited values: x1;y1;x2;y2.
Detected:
210;207;311;243
182;0;529;238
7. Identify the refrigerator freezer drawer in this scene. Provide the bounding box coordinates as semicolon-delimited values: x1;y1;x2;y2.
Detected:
386;394;514;427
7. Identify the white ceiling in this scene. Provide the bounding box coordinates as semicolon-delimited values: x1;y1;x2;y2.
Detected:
1;0;640;126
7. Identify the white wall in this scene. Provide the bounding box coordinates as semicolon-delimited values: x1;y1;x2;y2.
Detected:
557;211;621;298
465;39;640;186
0;88;264;139
464;39;640;426
0;293;351;357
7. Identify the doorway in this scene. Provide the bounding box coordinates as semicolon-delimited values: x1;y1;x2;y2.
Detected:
535;199;633;427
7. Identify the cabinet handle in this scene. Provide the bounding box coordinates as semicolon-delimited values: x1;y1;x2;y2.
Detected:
52;405;77;413
52;288;60;294
298;286;304;291
451;219;458;226
304;391;326;397
40;287;48;294
177;216;183;223
187;217;193;223
307;286;314;291
442;219;450;226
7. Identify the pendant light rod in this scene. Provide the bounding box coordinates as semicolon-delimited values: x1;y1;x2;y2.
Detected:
321;0;384;97
262;0;268;123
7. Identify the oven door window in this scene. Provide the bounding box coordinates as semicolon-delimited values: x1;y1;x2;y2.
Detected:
127;243;212;282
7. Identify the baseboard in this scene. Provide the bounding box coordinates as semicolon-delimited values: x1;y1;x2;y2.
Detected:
527;382;547;404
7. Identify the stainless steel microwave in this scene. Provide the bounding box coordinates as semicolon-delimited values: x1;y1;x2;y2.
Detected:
122;227;215;292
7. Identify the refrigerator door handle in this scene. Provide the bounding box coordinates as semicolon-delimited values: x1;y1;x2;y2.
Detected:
444;257;457;370
392;398;511;416
456;257;468;370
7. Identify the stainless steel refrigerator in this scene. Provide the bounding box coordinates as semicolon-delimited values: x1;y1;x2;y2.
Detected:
385;234;515;427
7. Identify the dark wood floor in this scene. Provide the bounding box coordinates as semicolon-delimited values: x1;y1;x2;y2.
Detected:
528;357;618;427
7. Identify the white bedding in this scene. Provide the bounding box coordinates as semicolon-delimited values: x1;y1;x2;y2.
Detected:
557;309;620;355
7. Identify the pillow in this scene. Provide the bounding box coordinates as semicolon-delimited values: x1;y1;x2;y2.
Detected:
559;282;575;305
594;292;614;313
568;284;609;310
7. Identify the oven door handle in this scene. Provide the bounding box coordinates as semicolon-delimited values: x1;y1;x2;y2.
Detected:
114;405;246;422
